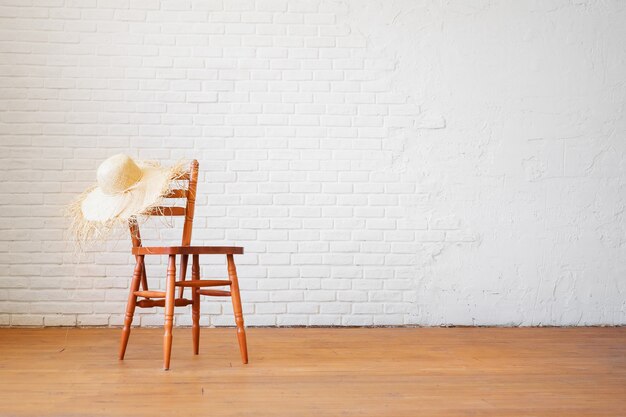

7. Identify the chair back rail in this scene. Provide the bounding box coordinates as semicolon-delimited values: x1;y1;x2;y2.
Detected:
128;159;199;247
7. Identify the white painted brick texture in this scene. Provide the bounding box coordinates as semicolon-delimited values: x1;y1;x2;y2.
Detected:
0;0;625;327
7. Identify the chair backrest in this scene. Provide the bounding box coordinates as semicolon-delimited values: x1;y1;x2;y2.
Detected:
129;159;199;249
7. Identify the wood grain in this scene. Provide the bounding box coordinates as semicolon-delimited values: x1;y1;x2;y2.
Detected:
175;279;231;288
0;327;623;416
132;246;244;255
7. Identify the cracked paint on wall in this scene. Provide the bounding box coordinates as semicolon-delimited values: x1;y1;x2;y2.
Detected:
343;0;626;325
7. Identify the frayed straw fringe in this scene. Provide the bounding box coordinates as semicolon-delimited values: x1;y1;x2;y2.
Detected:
67;159;189;252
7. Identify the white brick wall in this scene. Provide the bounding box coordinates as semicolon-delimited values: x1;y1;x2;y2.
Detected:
1;0;625;327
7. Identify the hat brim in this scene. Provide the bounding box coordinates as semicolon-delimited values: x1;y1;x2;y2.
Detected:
81;164;176;222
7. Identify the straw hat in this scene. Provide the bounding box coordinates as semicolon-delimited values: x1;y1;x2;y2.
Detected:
69;154;186;244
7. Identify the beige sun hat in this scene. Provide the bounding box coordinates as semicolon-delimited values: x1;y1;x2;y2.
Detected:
69;153;186;245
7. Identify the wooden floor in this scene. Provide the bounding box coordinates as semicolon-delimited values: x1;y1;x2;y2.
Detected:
0;328;624;416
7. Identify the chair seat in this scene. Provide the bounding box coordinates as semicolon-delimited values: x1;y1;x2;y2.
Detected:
132;246;244;255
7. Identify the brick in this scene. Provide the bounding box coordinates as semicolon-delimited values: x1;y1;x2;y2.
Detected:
11;315;44;326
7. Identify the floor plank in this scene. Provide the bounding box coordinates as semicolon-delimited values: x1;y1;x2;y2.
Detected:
0;328;624;416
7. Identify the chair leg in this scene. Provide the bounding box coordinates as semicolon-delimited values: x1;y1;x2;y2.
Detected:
163;254;176;370
140;265;149;291
191;254;200;355
227;254;248;364
177;254;188;299
119;256;144;360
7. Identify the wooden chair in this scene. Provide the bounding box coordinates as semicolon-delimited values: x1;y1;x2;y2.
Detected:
118;160;248;370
